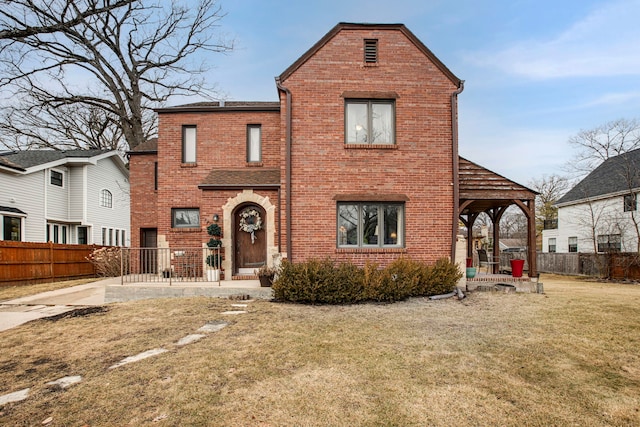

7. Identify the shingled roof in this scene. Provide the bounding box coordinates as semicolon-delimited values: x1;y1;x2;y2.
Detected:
0;149;110;170
198;168;281;189
556;148;640;206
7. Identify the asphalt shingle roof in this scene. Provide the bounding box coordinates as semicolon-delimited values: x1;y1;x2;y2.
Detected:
0;149;110;169
199;168;281;188
557;148;640;205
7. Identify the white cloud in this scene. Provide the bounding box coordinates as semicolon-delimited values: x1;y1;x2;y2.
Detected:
467;0;640;79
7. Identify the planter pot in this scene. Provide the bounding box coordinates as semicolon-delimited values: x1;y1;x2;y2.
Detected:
466;267;476;278
207;269;220;282
258;275;273;287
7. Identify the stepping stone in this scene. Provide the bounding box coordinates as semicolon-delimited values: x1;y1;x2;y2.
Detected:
221;310;247;315
176;334;205;346
109;348;168;369
231;304;248;308
46;376;82;389
198;321;228;333
0;388;30;405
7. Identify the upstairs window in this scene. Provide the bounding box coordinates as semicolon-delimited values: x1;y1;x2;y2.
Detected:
247;124;262;163
50;170;63;187
624;194;637;212
345;100;395;145
182;125;197;163
364;39;378;63
100;189;113;208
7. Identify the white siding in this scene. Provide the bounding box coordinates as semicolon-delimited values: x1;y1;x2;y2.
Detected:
68;166;85;222
548;193;640;253
85;157;130;246
0;170;48;242
47;167;70;220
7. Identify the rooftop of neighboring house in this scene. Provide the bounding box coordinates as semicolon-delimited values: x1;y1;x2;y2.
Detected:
0;149;126;175
556;148;640;206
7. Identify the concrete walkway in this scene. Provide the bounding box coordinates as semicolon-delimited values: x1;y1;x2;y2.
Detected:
0;277;270;332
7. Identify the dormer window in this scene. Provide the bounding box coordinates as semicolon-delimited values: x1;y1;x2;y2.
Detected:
364;39;378;63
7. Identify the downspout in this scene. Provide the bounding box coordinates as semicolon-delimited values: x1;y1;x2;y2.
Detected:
276;78;293;262
451;80;465;261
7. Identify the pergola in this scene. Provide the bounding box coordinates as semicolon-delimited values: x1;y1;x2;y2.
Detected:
458;157;539;277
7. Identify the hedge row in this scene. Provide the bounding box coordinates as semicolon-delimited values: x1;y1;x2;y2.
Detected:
272;257;462;304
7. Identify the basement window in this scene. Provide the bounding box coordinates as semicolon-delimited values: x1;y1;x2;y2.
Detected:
364;39;378;64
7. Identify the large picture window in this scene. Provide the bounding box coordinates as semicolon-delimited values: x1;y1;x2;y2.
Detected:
182;125;197;163
345;100;395;144
337;202;403;248
172;208;200;228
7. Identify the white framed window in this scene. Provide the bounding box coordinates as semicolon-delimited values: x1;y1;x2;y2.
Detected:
46;223;68;244
345;100;395;144
50;169;64;187
337;202;403;248
100;189;113;208
77;226;88;245
548;238;556;253
247;124;262;163
597;234;621;252
182;125;197;163
102;227;107;245
172;208;200;228
568;236;578;253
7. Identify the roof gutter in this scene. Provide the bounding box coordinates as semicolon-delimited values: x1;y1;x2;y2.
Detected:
451;80;465;261
276;77;293;262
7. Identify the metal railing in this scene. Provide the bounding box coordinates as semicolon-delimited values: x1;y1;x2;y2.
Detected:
119;247;222;285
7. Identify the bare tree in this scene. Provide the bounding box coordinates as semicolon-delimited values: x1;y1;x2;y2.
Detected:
0;0;232;151
565;118;640;179
529;174;571;236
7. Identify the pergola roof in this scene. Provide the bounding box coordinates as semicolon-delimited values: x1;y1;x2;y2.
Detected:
459;156;537;214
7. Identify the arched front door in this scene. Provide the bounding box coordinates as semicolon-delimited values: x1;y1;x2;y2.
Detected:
234;204;267;274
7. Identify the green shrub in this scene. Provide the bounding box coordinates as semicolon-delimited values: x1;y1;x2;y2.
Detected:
420;257;463;296
273;257;462;304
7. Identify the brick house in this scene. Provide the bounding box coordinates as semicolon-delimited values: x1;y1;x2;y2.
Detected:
129;23;538;280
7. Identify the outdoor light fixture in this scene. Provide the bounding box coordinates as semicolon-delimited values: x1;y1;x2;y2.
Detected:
213;214;219;222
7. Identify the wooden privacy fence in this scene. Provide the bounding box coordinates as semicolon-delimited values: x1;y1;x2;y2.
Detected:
537;252;640;280
0;241;100;286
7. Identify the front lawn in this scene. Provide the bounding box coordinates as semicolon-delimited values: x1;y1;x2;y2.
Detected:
1;274;639;426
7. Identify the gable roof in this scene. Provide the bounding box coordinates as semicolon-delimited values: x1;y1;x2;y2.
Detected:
556;148;640;206
0;149;127;176
278;22;462;86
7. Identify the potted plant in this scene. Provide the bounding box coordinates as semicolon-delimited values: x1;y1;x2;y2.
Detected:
256;264;276;287
206;223;222;281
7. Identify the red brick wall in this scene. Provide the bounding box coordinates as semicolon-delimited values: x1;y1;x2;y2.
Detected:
129;153;158;248
156;110;281;249
280;27;457;266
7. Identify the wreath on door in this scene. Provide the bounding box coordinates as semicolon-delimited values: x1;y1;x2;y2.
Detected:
239;208;262;244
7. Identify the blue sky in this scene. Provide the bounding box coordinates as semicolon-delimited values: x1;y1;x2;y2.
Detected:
194;0;640;186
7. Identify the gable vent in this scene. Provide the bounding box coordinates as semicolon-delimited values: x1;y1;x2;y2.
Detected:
364;39;378;63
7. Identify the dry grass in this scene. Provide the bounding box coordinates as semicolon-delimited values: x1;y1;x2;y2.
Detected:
1;274;639;426
0;278;99;302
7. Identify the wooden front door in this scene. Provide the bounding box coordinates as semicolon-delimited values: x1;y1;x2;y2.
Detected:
140;228;157;273
234;205;267;273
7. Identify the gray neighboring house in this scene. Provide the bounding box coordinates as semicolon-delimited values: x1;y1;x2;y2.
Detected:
542;148;640;253
0;149;130;246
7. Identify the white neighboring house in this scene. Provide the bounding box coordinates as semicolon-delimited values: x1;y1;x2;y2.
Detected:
542;148;640;253
0;149;130;246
